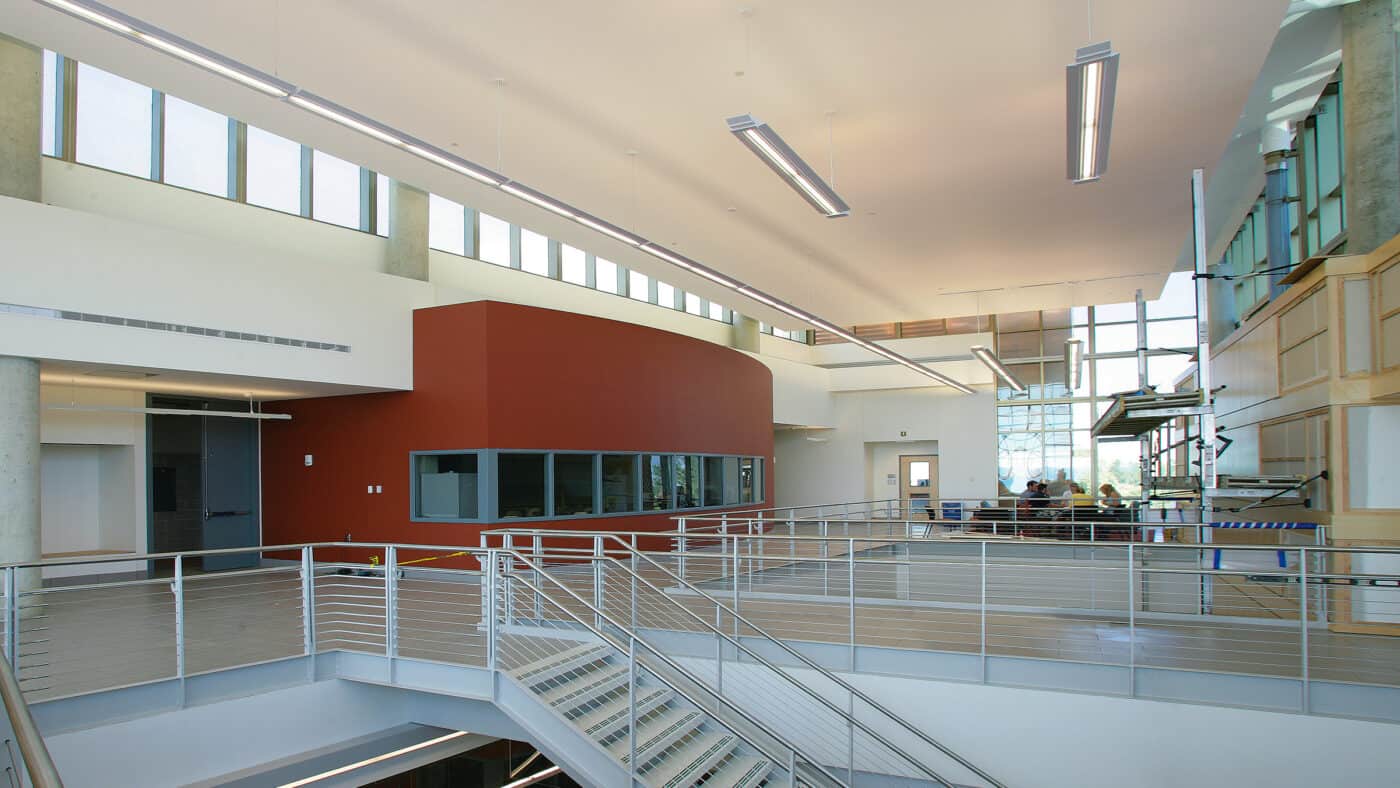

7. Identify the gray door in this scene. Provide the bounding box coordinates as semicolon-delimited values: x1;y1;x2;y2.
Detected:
202;417;259;571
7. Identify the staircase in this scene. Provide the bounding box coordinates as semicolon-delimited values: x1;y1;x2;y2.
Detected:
503;640;784;787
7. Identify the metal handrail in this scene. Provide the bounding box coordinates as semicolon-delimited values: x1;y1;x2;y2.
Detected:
481;529;1392;557
496;550;846;787
521;538;1002;788
1;647;61;787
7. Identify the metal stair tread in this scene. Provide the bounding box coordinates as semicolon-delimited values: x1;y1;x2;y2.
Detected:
509;641;613;686
607;708;704;763
576;686;674;740
641;730;739;788
701;755;774;788
536;663;630;710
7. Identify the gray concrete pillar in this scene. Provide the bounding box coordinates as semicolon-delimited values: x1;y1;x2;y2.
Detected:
1341;0;1400;254
0;357;41;597
385;179;429;281
0;34;42;202
731;313;760;353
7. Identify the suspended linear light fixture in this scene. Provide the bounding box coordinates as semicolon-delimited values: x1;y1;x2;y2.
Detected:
1064;338;1085;390
1066;41;1119;183
727;114;850;217
970;345;1026;393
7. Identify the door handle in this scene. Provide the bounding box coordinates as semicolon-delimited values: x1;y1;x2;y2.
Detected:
205;509;252;519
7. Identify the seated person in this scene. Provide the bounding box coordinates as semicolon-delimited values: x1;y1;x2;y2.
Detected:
1099;484;1124;508
1030;481;1051;509
1069;482;1095;507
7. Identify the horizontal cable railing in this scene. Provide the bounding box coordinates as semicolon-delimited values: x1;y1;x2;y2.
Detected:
493;532;1001;787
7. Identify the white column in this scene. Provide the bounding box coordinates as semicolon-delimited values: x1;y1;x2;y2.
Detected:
0;357;41;595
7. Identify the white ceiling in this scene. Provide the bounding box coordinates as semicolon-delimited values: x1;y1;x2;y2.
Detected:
6;0;1289;327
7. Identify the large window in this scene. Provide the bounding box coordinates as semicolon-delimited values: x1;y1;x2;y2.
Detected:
602;454;638;513
75;63;152;178
47;50;749;328
703;456;725;506
312;151;361;229
413;453;480;520
497;453;546;519
553;454;596;515
428;194;466;254
740;458;759;503
163;95;228;196
642;454;670;510
245;125;302;214
995;276;1196;498
673;455;700;508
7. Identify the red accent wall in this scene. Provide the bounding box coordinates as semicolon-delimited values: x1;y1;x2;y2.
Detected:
260;301;773;560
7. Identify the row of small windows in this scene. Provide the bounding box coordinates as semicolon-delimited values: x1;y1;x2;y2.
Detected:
412;451;764;523
38;51;809;344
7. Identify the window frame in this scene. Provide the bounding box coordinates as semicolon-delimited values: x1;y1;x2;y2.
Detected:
409;449;487;523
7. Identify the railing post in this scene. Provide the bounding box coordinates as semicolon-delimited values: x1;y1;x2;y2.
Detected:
532;535;543;620
848;539;856;671
715;604;724;713
821;521;830;597
630;551;638;631
593;536;605;630
979;541;987;683
677;517;688;583
628;636;638;785
4;566;16;665
1299;546;1310;713
1127;543;1136;698
385;546;398;660
485;549;498;672
174;554;186;703
300;546;316;660
732;536;742;641
788;749;797;788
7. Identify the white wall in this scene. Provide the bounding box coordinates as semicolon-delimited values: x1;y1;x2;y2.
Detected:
775;386;997;507
865;440;939;501
39;386;145;561
850;670;1400;788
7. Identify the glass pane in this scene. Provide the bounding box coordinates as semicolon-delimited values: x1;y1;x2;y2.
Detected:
1093;323;1137;353
312;151;361;229
997;432;1044;494
703;456;725;506
997;331;1040;359
998;364;1038;401
375;174;389;237
41;51;56;156
685;293;703;315
1094;302;1137;323
1096;440;1142;498
740;458;757;503
1042;309;1072;330
629;271;649;302
657;282;676;309
908;461;931;487
553;454;595;516
602;454;637;513
521;228;548;275
642;454;670;510
709;302;725;321
997;312;1040;332
245;125;301;214
561;244;586;284
723;457;740;505
415;454;478;519
595;258;619;293
1147;318;1196;350
497;454;546;518
163;95;228;196
479;212;510;265
673;455;700;508
1095;357;1140;396
428;194;466;254
1149;355;1194;392
76;63;152;178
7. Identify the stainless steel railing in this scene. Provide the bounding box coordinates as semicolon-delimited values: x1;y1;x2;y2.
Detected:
0;594;62;788
486;530;1003;787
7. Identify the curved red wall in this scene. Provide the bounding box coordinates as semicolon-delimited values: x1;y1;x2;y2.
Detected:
260;301;774;558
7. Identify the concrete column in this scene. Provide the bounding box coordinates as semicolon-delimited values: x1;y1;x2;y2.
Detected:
1341;0;1400;254
0;33;42;202
385;179;429;281
0;357;41;596
731;313;760;353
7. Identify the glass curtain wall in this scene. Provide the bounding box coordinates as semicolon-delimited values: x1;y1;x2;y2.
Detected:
995;273;1198;499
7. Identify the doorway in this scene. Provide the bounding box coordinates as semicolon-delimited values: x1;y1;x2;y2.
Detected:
900;454;939;513
149;396;260;571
